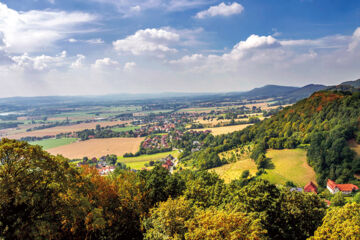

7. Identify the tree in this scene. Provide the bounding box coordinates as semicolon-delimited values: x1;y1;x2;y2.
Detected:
0;139;92;239
241;170;250;179
331;192;346;207
310;203;360;239
353;192;360;204
185;208;266;240
143;197;194;240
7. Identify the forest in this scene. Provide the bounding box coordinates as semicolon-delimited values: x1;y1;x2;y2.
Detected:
1;138;359;240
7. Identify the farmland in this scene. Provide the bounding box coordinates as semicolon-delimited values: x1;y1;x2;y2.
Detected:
5;120;128;139
118;150;179;170
192;124;252;136
212;149;316;186
47;137;144;159
112;125;141;132
30;138;78;150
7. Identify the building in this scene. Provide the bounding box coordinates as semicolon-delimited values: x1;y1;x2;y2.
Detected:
97;166;115;176
304;181;317;194
327;179;359;194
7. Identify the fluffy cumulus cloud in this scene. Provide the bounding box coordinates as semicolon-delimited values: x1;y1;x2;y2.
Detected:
71;54;86;69
0;3;97;53
11;51;67;71
348;27;360;52
92;57;120;69
113;28;180;56
195;2;244;19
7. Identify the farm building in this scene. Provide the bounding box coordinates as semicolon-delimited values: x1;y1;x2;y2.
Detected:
327;179;359;194
304;181;317;194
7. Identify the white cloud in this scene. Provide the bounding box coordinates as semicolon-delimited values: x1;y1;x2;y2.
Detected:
71;54;85;69
195;2;244;19
48;0;55;4
113;28;179;56
92;57;120;69
348;27;360;52
124;62;136;71
11;51;67;71
68;38;104;44
169;53;204;64
0;3;97;53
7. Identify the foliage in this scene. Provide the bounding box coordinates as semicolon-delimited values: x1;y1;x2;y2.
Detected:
310;203;360;239
331;192;346;207
185;208;266;240
143;197;194;240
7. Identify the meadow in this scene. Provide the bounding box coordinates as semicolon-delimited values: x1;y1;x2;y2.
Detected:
111;125;141;132
118;150;179;170
30;138;78;150
212;149;316;186
47;137;144;159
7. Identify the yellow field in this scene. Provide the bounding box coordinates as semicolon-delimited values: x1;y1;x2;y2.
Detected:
192;124;252;136
262;149;316;186
5;120;128;139
47;137;144;159
212;149;316;186
211;158;258;183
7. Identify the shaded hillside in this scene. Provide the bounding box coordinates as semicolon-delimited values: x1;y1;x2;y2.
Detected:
242;85;299;98
197;90;360;186
340;78;360;88
284;84;327;101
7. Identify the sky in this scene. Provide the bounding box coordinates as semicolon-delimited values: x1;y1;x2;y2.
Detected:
0;0;360;97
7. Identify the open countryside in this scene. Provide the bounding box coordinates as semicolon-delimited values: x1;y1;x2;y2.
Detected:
47;137;144;159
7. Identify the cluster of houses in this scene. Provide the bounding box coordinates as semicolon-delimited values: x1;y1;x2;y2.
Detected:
142;134;170;150
292;179;359;195
290;179;359;207
159;154;175;171
77;156;116;176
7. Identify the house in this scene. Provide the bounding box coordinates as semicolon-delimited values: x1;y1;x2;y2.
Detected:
290;187;303;192
327;179;359;194
304;181;317;194
98;166;115;175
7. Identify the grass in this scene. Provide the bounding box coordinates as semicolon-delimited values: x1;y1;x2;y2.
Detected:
117;150;179;170
261;149;316;186
30;138;79;150
211;149;316;186
111;125;141;132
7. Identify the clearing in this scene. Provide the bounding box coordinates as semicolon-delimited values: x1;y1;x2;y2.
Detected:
211;149;316;186
30;138;79;150
47;137;144;159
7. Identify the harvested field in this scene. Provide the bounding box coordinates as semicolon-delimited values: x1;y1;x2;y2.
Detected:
349;140;360;156
192;124;252;136
47;137;144;159
5;120;129;139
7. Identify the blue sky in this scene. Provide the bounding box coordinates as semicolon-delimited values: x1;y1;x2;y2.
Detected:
0;0;359;97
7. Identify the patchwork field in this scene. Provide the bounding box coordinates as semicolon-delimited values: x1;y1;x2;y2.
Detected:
212;149;316;186
192;124;252;136
6;120;128;139
112;125;141;132
118;150;179;170
47;137;144;159
30;138;79;150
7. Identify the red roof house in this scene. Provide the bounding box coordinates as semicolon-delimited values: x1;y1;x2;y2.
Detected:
304;181;317;194
327;179;359;194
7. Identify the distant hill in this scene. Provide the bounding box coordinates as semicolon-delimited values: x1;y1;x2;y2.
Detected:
284;84;327;100
340;78;360;88
241;85;299;98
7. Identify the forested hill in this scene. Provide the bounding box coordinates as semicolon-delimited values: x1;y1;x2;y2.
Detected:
200;90;360;186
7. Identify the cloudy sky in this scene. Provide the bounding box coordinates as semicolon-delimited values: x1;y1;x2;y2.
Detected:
0;0;359;97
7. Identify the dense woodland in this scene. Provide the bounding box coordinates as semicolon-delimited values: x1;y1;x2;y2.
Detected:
2;138;360;240
192;90;360;187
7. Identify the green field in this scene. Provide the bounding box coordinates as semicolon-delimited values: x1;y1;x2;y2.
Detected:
30;138;79;150
118;150;179;170
112;125;141;132
212;149;316;186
